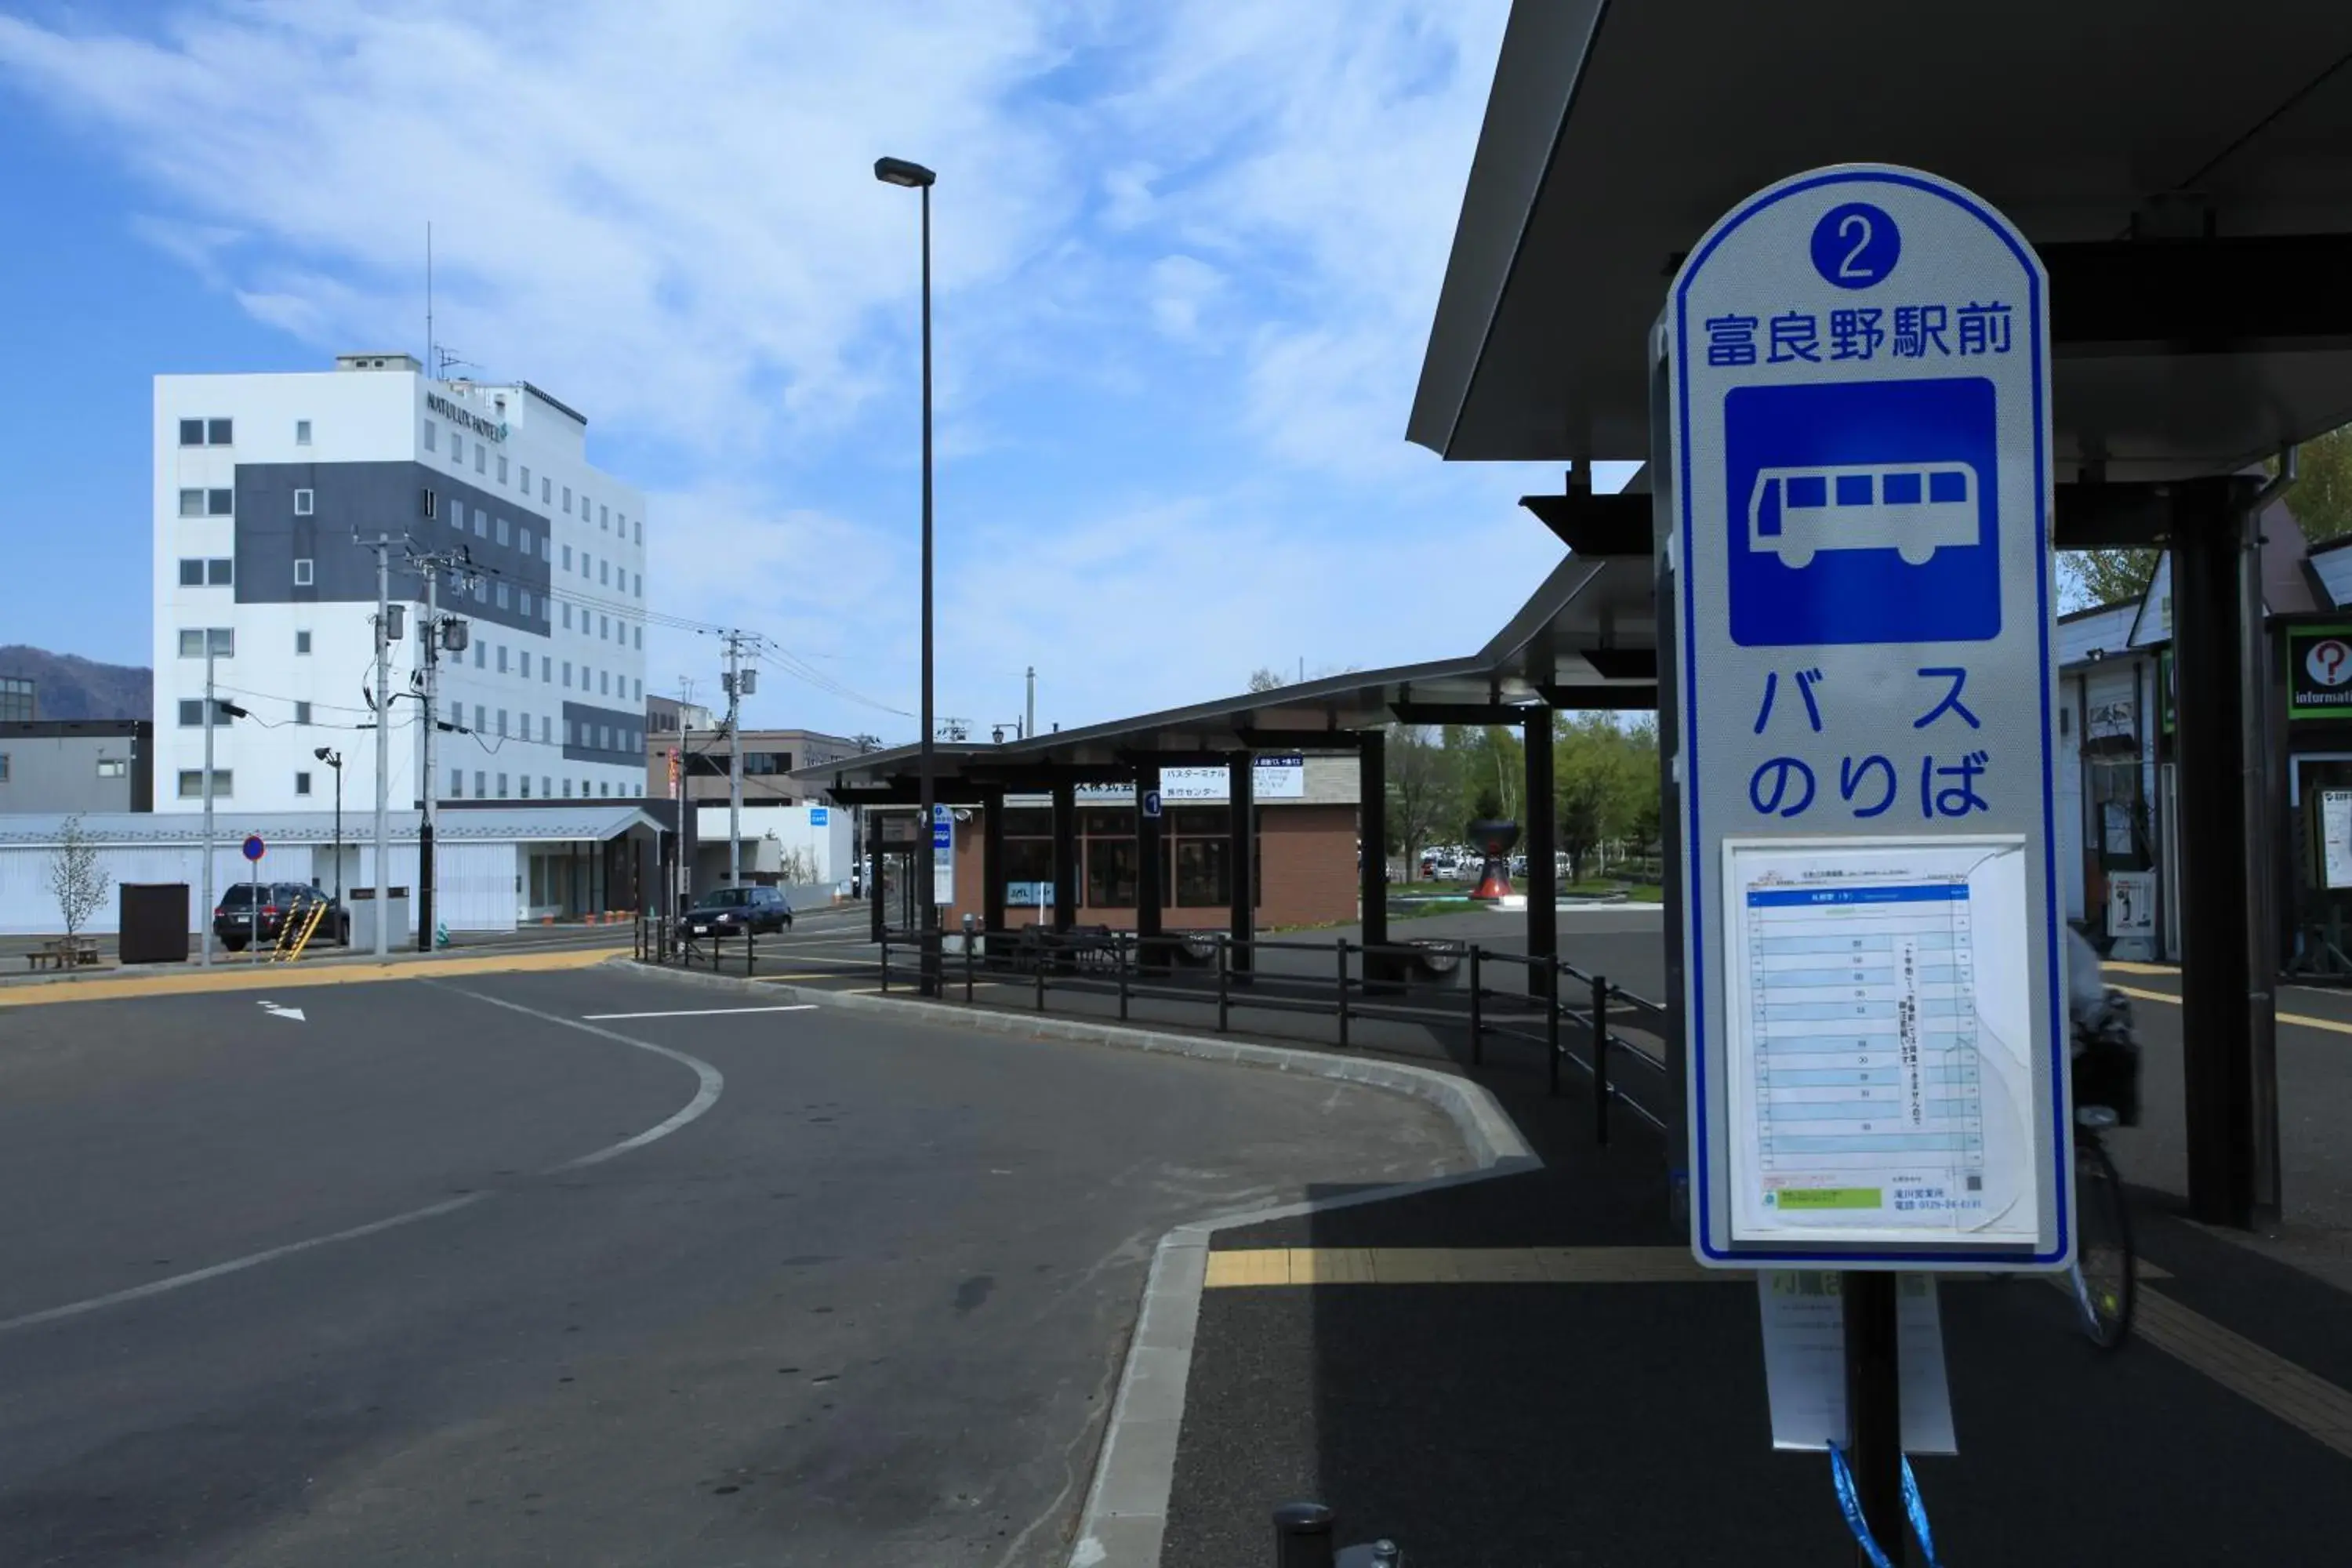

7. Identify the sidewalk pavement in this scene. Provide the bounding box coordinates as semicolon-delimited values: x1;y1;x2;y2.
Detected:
1156;1055;2352;1566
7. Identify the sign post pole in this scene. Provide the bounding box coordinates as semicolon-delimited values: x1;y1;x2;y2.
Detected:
1665;164;2064;1563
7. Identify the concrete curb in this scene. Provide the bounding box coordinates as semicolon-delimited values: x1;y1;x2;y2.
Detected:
609;958;1542;1566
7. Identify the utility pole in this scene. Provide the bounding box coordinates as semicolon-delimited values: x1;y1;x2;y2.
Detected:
200;637;216;967
372;537;395;957
1025;666;1035;740
407;544;473;953
723;633;748;887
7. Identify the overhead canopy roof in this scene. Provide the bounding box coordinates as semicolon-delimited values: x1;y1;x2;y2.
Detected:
0;805;664;848
802;551;1656;796
1412;1;2352;475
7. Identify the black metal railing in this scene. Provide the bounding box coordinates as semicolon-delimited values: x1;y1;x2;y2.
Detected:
863;924;1669;1134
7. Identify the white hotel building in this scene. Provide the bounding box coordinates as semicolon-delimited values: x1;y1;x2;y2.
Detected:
153;353;651;815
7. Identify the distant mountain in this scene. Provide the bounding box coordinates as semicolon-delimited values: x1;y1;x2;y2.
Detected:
0;646;151;721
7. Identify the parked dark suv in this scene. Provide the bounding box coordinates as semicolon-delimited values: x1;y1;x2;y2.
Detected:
215;882;347;952
678;885;793;941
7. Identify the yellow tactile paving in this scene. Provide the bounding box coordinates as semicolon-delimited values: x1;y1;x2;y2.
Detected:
0;945;630;1008
2110;982;2352;1039
2136;1288;2352;1461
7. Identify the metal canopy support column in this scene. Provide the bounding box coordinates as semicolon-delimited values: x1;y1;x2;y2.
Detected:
1523;708;1555;996
869;817;887;944
1229;753;1255;977
1650;322;1690;1217
1134;759;1164;958
982;786;1007;942
1359;731;1387;952
1051;779;1078;934
2172;478;2264;1229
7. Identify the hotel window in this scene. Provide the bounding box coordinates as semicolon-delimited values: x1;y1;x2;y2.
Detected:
540;536;550;563
519;527;532;556
292;558;313;586
207;419;232;445
450;500;465;532
179;488;205;517
498;710;508;737
599;614;609;640
561;544;572;570
496;583;510;608
178;558;204;586
633;517;642;544
451;434;463;466
564;661;573;687
519;651;531;678
562;603;572;630
294;488;314;516
177;768;232;798
450;768;463;797
497;645;509;673
600;561;610;586
542;660;551;684
498;454;509;483
601;670;610;696
296;771;312;797
476;771;486;799
474;445;486;474
562;779;573;798
474;641;485;669
520;590;533;617
600;503;609;530
208;489;233;516
474;704;485;732
495;516;510;546
474;509;487;539
563;485;572;514
296;630;311;655
296;419;312;445
521;775;532;799
97;757;127;779
423;421;438;452
541;476;550;503
176;700;205;726
296;701;312;725
178;419;204;446
422;488;438;520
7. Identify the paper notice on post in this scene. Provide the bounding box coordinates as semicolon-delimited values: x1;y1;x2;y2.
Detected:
1756;1270;1956;1454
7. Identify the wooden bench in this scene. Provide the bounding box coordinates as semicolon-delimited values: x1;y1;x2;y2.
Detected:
24;938;100;971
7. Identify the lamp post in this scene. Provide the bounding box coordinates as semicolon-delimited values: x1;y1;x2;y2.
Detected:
314;746;343;906
876;153;940;995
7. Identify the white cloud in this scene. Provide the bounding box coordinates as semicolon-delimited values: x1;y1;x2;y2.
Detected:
0;0;1574;741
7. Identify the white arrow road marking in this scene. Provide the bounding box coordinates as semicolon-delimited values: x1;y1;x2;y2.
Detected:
256;1001;307;1022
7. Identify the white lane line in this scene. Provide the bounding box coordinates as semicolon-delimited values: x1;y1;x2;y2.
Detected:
0;992;728;1337
443;986;726;1170
0;1192;489;1335
579;1004;818;1020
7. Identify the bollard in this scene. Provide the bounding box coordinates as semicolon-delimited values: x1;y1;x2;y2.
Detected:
1336;939;1350;1050
1547;959;1563;1098
1272;1501;1337;1568
746;924;756;977
965;931;976;1003
1218;935;1231;1033
1468;946;1483;1065
1337;1541;1403;1568
1593;973;1611;1146
1118;933;1131;1022
880;937;891;994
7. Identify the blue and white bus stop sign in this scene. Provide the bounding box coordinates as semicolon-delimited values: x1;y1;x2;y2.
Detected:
1668;165;2068;1271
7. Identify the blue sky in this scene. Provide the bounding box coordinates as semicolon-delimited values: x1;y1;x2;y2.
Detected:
0;0;1595;742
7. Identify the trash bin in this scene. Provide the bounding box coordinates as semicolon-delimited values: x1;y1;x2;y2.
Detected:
118;883;191;965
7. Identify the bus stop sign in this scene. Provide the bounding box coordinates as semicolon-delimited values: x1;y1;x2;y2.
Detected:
1668;165;2068;1271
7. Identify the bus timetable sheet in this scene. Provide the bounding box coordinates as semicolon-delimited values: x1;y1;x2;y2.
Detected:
1722;837;2043;1247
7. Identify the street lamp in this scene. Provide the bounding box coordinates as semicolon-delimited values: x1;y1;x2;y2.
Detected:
876;154;939;993
314;747;343;906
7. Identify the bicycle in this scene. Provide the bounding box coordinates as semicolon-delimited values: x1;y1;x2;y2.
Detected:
2067;986;2142;1351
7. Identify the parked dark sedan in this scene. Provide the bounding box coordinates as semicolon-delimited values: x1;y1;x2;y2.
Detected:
678;885;793;941
214;882;347;952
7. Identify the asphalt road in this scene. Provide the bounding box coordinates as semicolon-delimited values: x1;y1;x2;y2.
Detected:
0;961;1465;1566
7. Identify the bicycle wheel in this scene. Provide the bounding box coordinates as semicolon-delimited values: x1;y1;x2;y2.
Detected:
2071;1138;2136;1350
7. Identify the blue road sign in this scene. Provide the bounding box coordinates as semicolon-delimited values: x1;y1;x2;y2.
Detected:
1669;165;2065;1272
1142;789;1163;820
810;806;829;826
932;804;952;851
1726;376;2001;646
242;834;265;862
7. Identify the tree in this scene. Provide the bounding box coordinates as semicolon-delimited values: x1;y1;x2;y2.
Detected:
1384;726;1454;880
48;814;108;939
1247;667;1287;692
2059;548;2158;612
1552;715;1639;883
